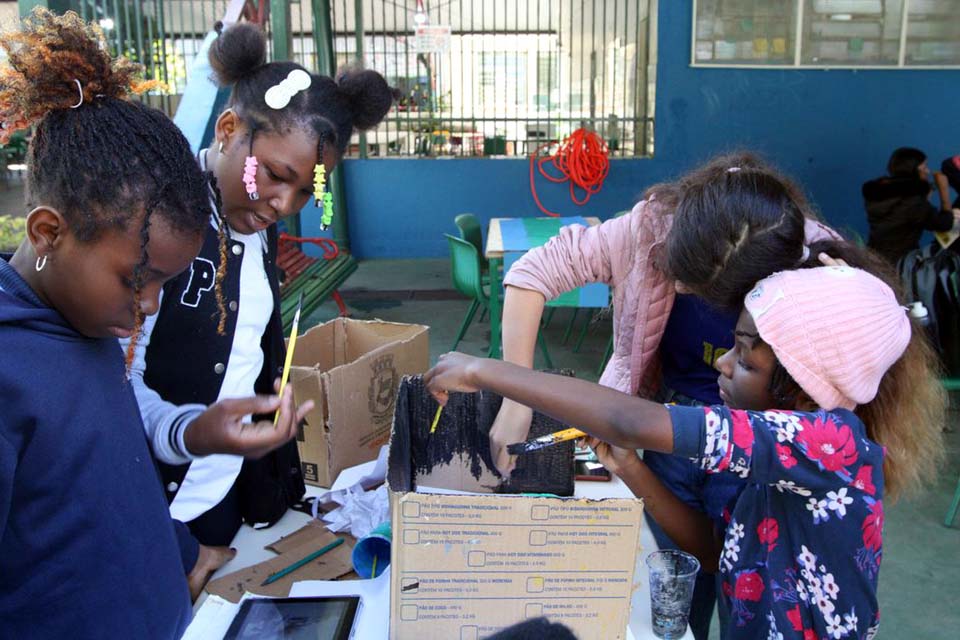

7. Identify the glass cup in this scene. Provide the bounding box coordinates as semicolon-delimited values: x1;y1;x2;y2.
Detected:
645;549;701;639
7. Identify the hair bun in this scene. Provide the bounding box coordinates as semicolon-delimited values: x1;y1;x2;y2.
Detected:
335;67;398;131
0;8;147;140
208;22;267;87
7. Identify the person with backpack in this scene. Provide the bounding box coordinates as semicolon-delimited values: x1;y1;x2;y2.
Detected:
863;147;958;264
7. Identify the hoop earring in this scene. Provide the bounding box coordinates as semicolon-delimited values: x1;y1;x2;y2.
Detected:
35;255;47;272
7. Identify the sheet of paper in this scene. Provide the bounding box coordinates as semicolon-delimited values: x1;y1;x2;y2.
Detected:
206;529;355;603
290;566;392;640
182;594;270;640
329;444;389;492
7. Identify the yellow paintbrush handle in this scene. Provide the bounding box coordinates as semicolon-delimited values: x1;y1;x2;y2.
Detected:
541;427;586;443
273;312;300;426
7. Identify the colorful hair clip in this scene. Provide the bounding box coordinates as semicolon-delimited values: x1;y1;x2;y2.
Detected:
320;192;334;230
243;155;259;201
313;164;326;205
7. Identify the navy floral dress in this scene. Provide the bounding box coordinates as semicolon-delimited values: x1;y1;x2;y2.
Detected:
669;406;884;640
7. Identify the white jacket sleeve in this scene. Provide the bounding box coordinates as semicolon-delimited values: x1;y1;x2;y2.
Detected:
120;289;206;465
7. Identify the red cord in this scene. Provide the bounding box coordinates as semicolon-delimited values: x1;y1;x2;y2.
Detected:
278;232;340;260
529;128;610;217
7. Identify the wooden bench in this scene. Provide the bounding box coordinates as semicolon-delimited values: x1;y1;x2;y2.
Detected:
278;233;357;332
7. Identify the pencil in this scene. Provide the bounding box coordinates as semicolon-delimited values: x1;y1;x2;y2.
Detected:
429;404;443;433
260;537;345;586
506;427;586;455
274;292;304;426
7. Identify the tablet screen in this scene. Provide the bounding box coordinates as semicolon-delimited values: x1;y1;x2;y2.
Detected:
223;596;361;640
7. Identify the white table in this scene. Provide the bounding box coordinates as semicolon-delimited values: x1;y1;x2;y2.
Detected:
196;477;691;639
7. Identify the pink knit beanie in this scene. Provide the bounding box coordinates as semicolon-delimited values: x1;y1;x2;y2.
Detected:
744;266;911;411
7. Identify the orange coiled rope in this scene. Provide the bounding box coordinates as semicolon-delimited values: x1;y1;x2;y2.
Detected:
529;127;610;217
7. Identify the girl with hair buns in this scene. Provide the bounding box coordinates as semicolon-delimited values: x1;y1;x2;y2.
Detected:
123;20;397;548
0;8;233;636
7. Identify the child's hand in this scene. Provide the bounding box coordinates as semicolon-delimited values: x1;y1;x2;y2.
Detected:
489;399;534;476
817;252;849;268
184;384;314;458
187;543;236;602
586;436;642;477
423;352;486;405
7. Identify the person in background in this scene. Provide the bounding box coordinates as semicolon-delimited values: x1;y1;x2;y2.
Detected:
863;146;958;264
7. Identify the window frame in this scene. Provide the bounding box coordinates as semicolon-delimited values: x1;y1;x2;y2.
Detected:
690;0;960;70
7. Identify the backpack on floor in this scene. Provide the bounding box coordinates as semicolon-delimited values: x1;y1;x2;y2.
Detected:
898;243;960;376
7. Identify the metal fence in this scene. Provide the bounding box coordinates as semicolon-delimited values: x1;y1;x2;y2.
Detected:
287;0;657;158
69;1;235;115
40;1;657;158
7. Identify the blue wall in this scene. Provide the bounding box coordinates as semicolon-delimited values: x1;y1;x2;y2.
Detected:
303;1;960;259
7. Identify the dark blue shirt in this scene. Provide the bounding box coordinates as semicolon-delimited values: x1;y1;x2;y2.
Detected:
645;295;742;528
659;294;738;404
0;259;191;638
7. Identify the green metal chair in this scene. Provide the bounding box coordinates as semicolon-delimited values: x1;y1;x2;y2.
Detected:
446;234;551;366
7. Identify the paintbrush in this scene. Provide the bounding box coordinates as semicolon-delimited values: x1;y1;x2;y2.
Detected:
274;291;304;426
506;427;586;455
429;404;443;434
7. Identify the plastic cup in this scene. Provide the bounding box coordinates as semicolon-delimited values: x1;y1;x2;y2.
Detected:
351;521;392;578
645;549;700;639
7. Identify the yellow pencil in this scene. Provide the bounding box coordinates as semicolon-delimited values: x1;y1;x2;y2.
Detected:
274;292;304;426
429;404;443;434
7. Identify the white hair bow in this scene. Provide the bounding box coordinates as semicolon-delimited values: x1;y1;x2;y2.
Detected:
264;69;312;110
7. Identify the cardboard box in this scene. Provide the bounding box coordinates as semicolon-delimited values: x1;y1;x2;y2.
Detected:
387;378;645;639
290;318;429;487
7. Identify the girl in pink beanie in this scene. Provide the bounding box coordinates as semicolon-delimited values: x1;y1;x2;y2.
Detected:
423;243;944;640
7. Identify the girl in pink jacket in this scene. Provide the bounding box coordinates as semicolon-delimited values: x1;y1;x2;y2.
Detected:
494;153;838;639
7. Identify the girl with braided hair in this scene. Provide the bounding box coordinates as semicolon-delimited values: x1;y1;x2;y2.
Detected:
490;152;840;639
123;20;396;547
0;8;298;636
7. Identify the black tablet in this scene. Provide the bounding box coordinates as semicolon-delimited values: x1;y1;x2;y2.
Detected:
223;596;361;640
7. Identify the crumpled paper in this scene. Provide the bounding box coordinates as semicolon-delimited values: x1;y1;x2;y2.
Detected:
319;483;389;539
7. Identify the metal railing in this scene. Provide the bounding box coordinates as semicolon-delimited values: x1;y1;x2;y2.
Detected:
289;0;657;159
44;1;657;158
68;1;235;115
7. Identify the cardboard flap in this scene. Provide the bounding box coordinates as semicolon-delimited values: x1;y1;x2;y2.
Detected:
290;318;429;488
206;527;354;603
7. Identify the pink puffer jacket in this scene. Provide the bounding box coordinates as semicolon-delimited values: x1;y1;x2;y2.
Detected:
503;199;840;398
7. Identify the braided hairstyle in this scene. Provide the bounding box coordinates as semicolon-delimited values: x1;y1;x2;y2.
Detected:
656;152;813;311
0;8;212;368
